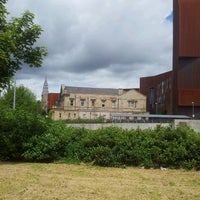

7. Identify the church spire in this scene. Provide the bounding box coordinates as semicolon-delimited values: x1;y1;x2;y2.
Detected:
42;76;49;95
41;76;49;112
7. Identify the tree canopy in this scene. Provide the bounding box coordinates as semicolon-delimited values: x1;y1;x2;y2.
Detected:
0;84;42;114
0;0;47;89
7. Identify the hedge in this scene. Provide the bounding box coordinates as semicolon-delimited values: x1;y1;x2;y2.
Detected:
0;109;200;170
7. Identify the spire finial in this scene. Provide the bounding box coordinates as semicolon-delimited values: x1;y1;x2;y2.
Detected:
42;76;48;94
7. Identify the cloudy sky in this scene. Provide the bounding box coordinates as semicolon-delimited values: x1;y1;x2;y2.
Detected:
6;0;172;99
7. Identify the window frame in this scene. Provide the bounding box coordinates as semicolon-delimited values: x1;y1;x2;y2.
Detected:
81;99;85;107
101;100;106;108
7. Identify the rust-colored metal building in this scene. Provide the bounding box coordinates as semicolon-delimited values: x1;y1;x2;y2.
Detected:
140;0;200;118
140;71;173;114
173;0;200;118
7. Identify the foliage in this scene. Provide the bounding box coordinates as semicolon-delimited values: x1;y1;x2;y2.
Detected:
0;85;42;114
22;121;69;162
0;110;200;170
0;108;49;160
21;124;200;170
0;0;47;89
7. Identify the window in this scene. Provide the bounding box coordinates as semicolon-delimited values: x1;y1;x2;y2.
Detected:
162;81;164;94
112;100;116;108
150;88;155;106
83;114;87;119
91;99;95;107
128;101;133;108
101;100;106;108
128;100;137;108
81;99;85;107
70;99;74;106
68;113;71;118
59;113;62;118
74;113;76;119
93;114;98;119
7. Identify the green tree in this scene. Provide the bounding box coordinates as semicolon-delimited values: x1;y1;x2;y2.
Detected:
0;85;42;114
0;0;47;89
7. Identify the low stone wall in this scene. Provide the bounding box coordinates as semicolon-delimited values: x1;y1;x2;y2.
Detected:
67;120;200;132
67;123;170;130
174;120;200;133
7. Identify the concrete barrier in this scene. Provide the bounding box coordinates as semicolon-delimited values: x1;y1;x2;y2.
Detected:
67;120;200;132
174;120;200;133
66;123;170;130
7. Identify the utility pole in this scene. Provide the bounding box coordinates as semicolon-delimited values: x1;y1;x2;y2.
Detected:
13;80;16;110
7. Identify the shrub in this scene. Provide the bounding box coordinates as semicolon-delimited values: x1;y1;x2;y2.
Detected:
22;121;68;162
0;108;49;160
1;111;200;170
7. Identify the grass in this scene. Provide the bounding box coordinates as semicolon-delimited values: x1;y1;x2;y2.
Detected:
0;162;199;200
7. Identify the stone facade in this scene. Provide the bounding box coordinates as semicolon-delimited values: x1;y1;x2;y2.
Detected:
51;85;146;121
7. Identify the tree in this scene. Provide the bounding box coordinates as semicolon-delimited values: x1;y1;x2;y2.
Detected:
0;0;47;89
0;85;42;114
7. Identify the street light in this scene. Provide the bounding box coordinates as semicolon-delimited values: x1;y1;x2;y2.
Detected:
13;80;16;110
192;102;195;119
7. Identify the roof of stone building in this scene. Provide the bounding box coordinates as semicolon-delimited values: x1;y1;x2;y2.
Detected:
64;86;120;95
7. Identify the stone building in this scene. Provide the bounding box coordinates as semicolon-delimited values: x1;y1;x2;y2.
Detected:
51;84;146;121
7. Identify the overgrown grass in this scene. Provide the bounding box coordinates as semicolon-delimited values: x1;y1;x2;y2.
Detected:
0;162;199;200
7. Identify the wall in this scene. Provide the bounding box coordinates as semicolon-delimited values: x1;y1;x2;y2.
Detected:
67;123;170;130
67;120;200;132
174;120;200;133
173;0;200;118
140;71;173;114
178;0;200;57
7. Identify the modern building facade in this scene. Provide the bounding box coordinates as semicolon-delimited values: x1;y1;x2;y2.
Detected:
51;85;146;121
140;0;200;119
140;71;173;114
173;0;200;118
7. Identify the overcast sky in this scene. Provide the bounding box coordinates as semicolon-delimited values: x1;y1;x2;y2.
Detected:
6;0;172;99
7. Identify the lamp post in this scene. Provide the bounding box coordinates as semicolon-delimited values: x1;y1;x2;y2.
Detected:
13;80;16;110
192;102;195;119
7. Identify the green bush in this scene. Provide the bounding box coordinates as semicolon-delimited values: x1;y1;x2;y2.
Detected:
0;108;49;160
1;110;200;170
22;121;69;162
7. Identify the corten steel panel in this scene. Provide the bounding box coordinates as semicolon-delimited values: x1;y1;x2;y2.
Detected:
48;93;59;110
173;0;180;115
178;58;200;89
178;89;200;106
179;0;200;57
140;71;173;114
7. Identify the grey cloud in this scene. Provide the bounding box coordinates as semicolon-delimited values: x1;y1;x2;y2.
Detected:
7;0;172;99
